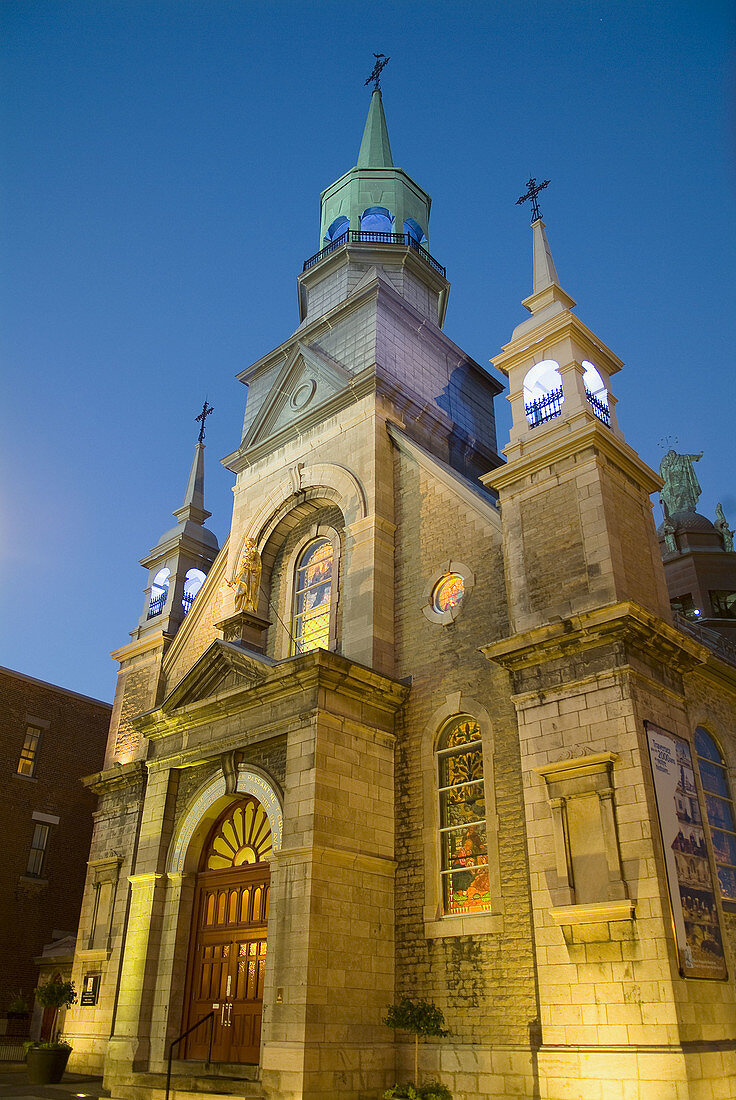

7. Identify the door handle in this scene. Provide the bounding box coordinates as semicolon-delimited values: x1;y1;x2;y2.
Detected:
227;1002;232;1027
220;1003;226;1026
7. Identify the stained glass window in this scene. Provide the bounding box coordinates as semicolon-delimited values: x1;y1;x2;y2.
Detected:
433;573;465;614
437;717;491;915
202;798;273;871
695;727;736;901
293;537;333;654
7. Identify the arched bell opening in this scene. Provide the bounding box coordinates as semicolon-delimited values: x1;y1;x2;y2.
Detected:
360;205;394;233
523;359;563;428
323;215;349;246
181;795;273;1066
403;217;427;247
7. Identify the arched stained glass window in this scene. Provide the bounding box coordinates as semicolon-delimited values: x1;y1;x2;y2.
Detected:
292;537;333;654
695;727;736;901
202;798;273;871
437;717;491;916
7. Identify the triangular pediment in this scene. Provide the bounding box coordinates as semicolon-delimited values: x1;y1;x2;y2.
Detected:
242;341;353;451
162;640;272;712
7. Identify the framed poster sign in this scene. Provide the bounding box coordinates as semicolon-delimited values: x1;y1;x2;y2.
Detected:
80;973;100;1006
646;721;727;979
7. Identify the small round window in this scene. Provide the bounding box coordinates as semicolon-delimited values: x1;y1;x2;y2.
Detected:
433;573;465;613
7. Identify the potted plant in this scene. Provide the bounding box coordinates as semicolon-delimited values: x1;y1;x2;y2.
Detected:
383;997;451;1100
25;979;77;1084
6;991;30;1037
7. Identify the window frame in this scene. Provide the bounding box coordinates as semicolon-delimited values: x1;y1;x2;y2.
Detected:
26;822;50;878
693;725;736;906
17;724;42;777
421;696;503;938
283;526;341;659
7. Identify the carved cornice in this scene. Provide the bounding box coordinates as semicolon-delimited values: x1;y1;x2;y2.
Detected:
482;601;707;675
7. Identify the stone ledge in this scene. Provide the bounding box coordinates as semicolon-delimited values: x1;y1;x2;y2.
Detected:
550;899;636;926
424;911;505;938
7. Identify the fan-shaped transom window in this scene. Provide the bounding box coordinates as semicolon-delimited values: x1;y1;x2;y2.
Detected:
436;717;491;915
202;798;273;872
694;727;736;901
292;536;333;654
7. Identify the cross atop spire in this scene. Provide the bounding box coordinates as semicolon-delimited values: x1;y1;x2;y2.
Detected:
365;53;390;92
196;399;214;444
516;176;550;224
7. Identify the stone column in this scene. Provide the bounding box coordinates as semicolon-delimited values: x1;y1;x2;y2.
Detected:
105;872;165;1077
148;871;197;1071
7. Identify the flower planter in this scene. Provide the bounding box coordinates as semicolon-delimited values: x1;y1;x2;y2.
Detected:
26;1045;71;1084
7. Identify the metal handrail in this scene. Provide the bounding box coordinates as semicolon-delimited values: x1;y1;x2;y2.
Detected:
165;1009;215;1100
303;230;446;277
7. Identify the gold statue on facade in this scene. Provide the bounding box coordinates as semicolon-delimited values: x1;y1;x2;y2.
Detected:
226;538;262;613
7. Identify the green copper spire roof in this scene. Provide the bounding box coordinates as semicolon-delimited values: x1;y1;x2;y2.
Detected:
357;89;393;167
318;89;432;249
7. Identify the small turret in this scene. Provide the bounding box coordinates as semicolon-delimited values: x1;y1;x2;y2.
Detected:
135;412;219;639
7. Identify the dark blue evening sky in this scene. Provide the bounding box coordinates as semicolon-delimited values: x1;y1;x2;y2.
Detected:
2;1;734;700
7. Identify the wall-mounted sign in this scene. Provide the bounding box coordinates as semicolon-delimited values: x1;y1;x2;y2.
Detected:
80;973;100;1006
646;721;727;980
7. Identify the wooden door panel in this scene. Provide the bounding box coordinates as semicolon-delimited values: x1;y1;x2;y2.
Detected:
183;864;269;1063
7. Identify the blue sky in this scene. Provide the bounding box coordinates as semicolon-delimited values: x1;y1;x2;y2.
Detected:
2;1;734;701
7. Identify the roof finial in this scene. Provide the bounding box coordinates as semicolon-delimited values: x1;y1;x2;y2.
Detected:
195;399;214;444
516;176;550;224
365;53;390;93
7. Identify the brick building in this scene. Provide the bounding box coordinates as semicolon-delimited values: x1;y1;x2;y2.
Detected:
64;88;736;1099
0;666;110;1023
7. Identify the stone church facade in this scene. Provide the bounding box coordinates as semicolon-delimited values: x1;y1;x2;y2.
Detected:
63;89;736;1099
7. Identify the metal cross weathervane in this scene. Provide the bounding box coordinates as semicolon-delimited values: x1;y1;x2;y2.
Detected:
365;53;390;92
196;400;214;444
516;176;551;223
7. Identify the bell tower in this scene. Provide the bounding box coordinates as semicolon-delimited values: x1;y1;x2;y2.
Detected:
481;195;723;1098
485;211;671;632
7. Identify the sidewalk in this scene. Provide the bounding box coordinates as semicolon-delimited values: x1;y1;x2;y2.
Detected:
0;1065;109;1100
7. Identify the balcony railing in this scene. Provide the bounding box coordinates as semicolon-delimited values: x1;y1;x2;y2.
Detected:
181;591;195;614
673;611;736;670
525;386;563;428
147;590;167;619
303;230;446;277
586;388;611;426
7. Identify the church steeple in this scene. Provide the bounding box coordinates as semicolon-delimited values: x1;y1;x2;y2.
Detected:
316;86;432;250
135;424;219;638
493;204;623;447
357;89;393;167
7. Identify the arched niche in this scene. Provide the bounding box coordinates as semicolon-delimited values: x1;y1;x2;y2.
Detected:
168;766;283;874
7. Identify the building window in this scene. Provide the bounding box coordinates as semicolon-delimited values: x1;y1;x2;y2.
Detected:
709;591;736;619
694;727;736;902
182;568;206;613
26;823;50;878
292;536;334;654
432;573;465;614
436;716;491;916
17;725;42;777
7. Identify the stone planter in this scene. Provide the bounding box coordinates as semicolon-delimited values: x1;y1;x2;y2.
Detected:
25;1045;71;1084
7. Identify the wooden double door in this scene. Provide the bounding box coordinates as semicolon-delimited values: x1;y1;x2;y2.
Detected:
183;796;273;1065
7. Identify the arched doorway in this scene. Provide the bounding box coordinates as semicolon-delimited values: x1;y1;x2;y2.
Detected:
183;796;272;1063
